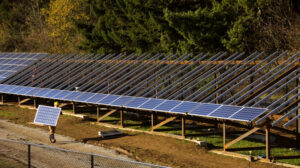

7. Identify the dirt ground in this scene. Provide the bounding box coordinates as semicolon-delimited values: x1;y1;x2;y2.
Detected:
0;104;285;168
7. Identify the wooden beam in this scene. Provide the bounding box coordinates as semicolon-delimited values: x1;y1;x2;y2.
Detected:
297;74;300;147
120;109;124;128
19;98;31;105
98;109;117;122
237;65;297;105
151;112;154;128
0;94;3;104
266;126;271;161
96;106;100;122
152;116;177;132
223;122;226;151
182;117;185;138
225;127;261;149
59;103;69;108
33;99;37;109
18;97;20;105
72;102;75;114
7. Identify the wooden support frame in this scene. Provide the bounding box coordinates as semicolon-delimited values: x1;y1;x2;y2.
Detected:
223;122;226;151
181;117;185;138
72;102;76;114
224;127;261;150
58;103;69;108
265;125;271;161
19;98;31;105
96;106;100;122
151;116;177;132
98;109;117;122
0;94;3;104
297;73;300;147
33;99;37;109
120;109;124;128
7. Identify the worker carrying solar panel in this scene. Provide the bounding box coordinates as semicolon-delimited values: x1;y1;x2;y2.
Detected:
49;101;59;143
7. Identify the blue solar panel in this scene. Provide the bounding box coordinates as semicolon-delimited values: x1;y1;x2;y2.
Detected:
73;92;96;102
52;90;73;100
138;98;165;110
16;87;35;95
8;86;26;94
229;107;267;122
110;96;134;106
189;104;221;116
170;101;201;113
154;100;182;112
33;88;53;97
209;105;242;119
97;94;120;105
0;84;9;92
34;105;61;126
43;89;63;98
1;85;17;93
85;93;108;104
25;88;44;96
62;91;82;101
124;97;150;108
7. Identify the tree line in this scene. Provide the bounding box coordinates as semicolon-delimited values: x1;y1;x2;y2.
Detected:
0;0;299;55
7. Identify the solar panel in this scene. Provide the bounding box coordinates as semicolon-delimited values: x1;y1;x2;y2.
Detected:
85;93;108;104
62;91;82;101
73;92;96;102
0;84;9;92
1;85;17;94
170;101;201;114
209;105;242;119
189;103;221;116
52;90;73;100
25;88;44;96
16;87;35;95
138;98;165;110
110;96;134;106
43;89;63;98
229;107;267;122
124;97;150;108
154;100;182;112
97;94;120;105
8;86;26;94
33;88;53;97
33;105;61;126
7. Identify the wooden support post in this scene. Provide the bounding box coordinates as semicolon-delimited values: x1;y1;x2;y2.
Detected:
223;122;226;151
120;109;124;128
98;109;117;122
72;102;75;114
182;117;185;138
96;106;100;122
151;112;154;129
297;74;300;147
152;116;177;132
0;94;3;104
18;97;20;106
33;99;37;109
265;125;271;161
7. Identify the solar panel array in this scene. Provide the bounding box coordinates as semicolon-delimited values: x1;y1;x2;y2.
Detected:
34;105;61;126
0;52;299;127
0;53;45;81
0;84;267;122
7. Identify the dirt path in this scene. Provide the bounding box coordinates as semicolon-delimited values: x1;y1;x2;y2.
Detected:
0;119;152;168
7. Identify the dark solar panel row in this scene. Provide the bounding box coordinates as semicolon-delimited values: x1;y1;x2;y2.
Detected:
0;53;46;81
0;84;267;122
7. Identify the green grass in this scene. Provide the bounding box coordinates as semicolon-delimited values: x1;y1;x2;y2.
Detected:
0;110;16;117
